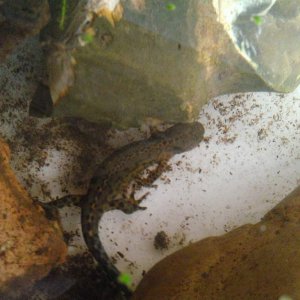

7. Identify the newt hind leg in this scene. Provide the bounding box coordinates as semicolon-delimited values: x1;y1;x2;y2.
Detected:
135;160;170;189
112;192;148;215
112;161;171;215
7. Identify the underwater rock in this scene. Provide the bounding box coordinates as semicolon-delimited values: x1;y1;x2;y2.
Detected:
133;186;300;300
218;0;300;92
41;1;300;128
0;0;50;62
48;0;272;128
0;139;67;299
40;0;122;105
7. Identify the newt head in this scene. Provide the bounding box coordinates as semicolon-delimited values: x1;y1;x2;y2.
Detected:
162;122;205;153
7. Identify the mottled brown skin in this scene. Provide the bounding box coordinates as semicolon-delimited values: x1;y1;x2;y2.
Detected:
81;122;204;296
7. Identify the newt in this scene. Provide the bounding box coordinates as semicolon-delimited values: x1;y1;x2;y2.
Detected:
46;122;204;297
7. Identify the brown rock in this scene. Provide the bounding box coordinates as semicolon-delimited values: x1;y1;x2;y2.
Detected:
0;0;50;62
133;187;300;300
0;139;67;298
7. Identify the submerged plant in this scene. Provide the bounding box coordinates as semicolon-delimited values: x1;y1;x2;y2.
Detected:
81;32;94;44
118;272;133;288
59;0;67;30
251;15;263;26
81;27;95;44
166;3;176;11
